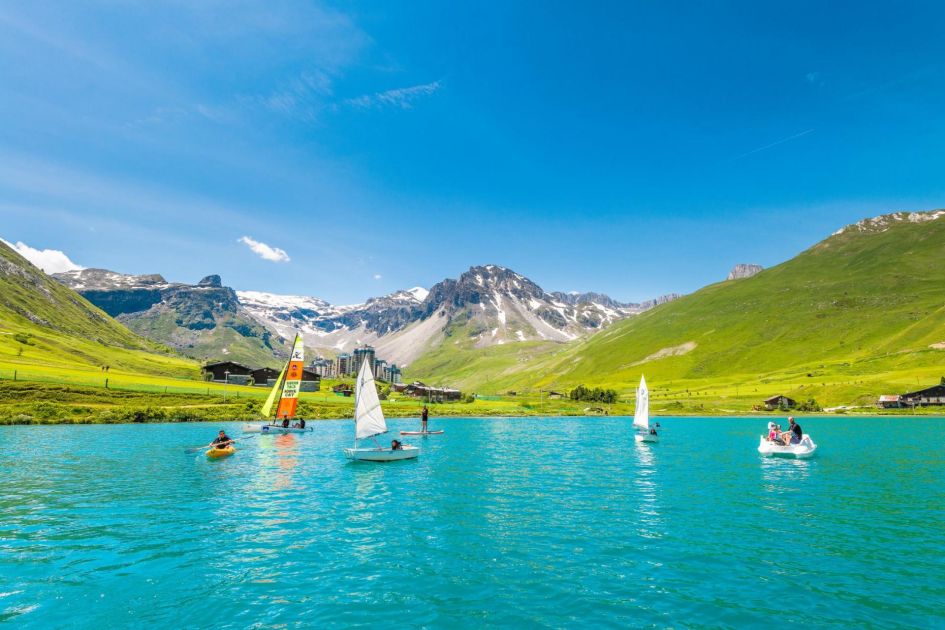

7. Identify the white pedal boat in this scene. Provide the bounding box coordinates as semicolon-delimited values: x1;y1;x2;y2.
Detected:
758;435;817;458
344;445;419;462
244;423;314;434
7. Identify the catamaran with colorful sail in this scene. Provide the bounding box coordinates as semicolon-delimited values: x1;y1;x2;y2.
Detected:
244;333;313;434
633;374;659;443
344;356;418;461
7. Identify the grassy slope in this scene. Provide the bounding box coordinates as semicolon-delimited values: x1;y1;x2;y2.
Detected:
0;242;199;379
408;213;945;410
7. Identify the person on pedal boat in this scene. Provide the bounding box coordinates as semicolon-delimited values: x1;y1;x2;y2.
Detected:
211;430;233;450
785;417;803;444
767;422;783;444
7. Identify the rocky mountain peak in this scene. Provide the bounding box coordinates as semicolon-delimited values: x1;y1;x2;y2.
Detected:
198;274;222;288
727;264;764;281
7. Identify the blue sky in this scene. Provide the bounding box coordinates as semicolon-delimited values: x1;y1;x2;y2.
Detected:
2;1;944;303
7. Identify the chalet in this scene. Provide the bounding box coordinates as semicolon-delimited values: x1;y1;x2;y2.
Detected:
203;361;251;384
333;384;354;397
900;382;945;407
763;395;796;411
250;367;281;387
877;395;902;409
547;391;564;399
400;381;462;402
300;369;321;392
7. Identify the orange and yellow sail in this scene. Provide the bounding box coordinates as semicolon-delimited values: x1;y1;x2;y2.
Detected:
262;333;305;421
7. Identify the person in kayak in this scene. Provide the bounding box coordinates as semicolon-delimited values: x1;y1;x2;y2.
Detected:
211;430;233;450
421;405;429;433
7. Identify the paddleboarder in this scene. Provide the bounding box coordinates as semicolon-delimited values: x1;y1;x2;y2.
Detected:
421;405;429;433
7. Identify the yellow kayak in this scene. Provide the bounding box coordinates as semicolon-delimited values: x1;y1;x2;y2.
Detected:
206;446;236;458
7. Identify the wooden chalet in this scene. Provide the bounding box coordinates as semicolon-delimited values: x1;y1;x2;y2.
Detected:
900;382;945;407
877;395;902;409
203;361;251;383
763;395;796;411
250;367;281;387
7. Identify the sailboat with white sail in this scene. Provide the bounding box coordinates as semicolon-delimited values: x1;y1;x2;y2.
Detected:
344;357;419;461
633;375;659;443
244;333;314;434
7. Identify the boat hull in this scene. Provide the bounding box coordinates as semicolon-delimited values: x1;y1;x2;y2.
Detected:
635;432;659;443
206;446;235;458
243;424;313;434
400;430;444;435
759;435;817;458
344;446;419;461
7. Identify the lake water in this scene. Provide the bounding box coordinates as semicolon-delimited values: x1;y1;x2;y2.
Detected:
1;416;943;628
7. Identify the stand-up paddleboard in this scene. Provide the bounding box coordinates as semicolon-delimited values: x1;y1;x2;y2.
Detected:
400;430;444;436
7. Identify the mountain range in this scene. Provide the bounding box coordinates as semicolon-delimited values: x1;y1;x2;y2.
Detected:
53;264;678;367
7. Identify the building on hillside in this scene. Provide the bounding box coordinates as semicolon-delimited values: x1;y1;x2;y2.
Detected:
763;395;796;411
900;382;945;407
300;369;321;392
203;361;252;384
877;395;902;409
373;358;388;381
310;357;335;379
336;353;353;377
388;363;403;384
546;391;564;399
400;381;462;402
250;367;281;387
353;346;376;376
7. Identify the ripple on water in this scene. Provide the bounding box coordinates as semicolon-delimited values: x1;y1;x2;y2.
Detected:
1;417;944;627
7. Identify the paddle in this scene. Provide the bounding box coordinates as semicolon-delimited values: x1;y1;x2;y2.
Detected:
184;435;255;454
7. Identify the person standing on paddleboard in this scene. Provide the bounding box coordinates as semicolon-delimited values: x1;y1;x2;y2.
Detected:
421;405;429;433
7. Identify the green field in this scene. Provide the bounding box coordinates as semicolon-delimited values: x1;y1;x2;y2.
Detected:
407;212;945;411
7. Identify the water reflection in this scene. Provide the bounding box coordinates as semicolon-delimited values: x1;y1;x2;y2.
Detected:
633;442;664;541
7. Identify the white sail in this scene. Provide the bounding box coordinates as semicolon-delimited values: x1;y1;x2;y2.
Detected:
633;375;649;430
354;358;387;440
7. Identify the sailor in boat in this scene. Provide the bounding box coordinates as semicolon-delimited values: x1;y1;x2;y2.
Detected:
391;439;403;450
292;419;306;429
421;405;429;433
648;422;661;437
211;430;234;450
281;414;290;428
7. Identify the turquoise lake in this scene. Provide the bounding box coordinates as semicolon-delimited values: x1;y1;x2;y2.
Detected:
2;416;943;628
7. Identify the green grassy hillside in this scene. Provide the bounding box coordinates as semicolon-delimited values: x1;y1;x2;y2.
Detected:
0;242;199;378
408;211;945;408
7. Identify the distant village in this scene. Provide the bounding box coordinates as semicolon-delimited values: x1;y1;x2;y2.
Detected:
202;344;463;402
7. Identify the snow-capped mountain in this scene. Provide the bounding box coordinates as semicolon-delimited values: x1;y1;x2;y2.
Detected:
53;264;676;368
239;264;678;366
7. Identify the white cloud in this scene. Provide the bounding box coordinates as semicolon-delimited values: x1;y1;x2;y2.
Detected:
346;81;441;110
238;236;290;262
373;274;382;280
0;238;84;274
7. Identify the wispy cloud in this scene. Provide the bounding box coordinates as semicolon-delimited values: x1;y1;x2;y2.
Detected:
805;71;824;86
373;273;382;280
732;129;815;161
238;236;290;262
0;238;84;274
345;80;441;110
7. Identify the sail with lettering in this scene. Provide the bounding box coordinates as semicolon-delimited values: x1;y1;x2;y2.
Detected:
244;333;312;434
275;333;305;421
